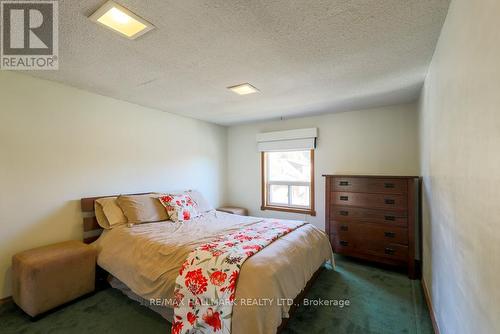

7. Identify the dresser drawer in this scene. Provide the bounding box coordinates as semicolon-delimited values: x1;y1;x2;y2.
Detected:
331;232;408;260
332;192;407;210
364;242;409;261
331;235;356;253
333;177;407;194
331;206;408;225
331;222;408;245
332;222;352;235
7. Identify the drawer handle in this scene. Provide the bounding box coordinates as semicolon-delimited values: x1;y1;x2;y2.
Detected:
384;247;395;255
340;196;349;201
339;181;350;186
384;198;395;205
339;210;349;216
384;231;396;238
340;225;348;231
340;240;349;246
385;215;396;221
384;183;395;188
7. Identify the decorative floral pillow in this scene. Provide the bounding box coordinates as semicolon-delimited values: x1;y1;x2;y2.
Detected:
158;194;200;222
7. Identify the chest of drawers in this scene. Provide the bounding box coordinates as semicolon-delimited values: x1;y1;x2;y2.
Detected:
324;175;421;279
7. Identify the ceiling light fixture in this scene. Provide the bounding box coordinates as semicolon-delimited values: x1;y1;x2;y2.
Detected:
227;83;260;95
89;1;154;40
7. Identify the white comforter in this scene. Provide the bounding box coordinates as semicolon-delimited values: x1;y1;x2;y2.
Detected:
94;211;333;334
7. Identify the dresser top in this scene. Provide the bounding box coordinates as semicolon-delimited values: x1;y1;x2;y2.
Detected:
322;174;419;179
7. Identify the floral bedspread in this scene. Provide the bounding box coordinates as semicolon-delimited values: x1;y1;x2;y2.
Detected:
171;219;306;334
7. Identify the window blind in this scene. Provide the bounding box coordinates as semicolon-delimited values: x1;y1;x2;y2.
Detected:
256;128;318;152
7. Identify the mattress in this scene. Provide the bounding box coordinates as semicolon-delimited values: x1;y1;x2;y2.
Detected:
93;211;333;334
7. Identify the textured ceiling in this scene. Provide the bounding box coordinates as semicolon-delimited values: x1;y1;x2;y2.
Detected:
27;0;450;125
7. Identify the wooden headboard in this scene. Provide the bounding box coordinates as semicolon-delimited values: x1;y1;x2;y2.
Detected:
80;193;149;244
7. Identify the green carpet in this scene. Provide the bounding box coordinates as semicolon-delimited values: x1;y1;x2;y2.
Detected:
0;256;433;334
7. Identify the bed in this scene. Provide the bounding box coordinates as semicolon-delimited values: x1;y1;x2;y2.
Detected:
81;194;333;334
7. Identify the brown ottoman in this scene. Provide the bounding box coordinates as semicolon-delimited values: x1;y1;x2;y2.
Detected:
12;240;96;317
217;206;248;216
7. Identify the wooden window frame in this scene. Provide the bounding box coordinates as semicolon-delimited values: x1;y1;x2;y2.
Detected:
261;150;316;216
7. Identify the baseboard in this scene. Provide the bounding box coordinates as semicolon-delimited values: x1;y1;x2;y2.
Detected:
0;296;13;305
421;278;440;334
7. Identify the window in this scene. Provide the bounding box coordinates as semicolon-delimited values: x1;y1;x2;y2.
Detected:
261;150;315;215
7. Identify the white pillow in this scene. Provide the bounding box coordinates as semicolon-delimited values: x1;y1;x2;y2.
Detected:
158;194;200;222
185;190;214;213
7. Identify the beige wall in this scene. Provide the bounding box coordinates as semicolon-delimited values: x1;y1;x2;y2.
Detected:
0;72;227;299
226;104;419;230
419;0;500;333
